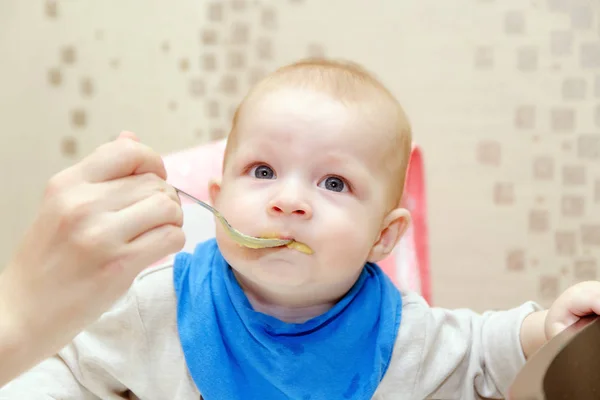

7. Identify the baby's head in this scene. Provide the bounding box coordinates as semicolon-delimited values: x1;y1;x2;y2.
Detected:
210;58;412;306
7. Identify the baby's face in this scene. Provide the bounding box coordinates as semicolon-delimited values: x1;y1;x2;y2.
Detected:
212;88;397;295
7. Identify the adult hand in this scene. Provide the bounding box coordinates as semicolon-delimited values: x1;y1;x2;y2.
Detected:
0;131;185;384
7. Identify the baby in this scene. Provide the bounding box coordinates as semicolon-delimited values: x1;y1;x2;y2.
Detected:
2;58;600;400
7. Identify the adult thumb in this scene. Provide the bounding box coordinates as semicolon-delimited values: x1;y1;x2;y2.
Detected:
117;130;140;142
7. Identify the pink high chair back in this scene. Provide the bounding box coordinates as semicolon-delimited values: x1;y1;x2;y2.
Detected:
161;139;431;304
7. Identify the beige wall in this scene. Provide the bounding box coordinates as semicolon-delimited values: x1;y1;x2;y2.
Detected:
0;0;599;311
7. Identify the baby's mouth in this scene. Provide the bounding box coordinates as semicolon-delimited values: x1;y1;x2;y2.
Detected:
259;233;314;255
284;240;313;255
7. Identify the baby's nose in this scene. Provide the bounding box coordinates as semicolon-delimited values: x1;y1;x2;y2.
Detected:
267;197;312;219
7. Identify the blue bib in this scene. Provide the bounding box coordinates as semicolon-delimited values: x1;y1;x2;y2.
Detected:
173;239;402;400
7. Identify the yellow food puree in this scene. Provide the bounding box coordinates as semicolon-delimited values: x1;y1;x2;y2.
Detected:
260;234;313;255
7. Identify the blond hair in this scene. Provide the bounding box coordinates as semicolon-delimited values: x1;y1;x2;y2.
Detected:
223;58;412;206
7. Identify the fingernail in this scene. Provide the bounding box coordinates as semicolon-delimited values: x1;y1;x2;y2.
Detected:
118;131;139;141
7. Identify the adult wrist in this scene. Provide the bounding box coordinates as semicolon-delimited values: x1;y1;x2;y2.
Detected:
0;271;31;384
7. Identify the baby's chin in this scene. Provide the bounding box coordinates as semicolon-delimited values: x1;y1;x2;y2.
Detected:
218;246;313;285
231;256;315;288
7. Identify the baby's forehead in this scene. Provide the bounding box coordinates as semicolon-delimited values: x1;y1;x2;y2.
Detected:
236;89;396;155
233;59;411;144
239;86;401;136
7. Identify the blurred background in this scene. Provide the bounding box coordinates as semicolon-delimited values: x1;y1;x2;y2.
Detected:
0;0;598;311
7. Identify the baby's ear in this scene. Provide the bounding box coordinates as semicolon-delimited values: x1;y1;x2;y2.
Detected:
367;208;411;263
208;178;221;206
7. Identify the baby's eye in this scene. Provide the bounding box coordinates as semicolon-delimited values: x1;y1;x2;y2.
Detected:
250;164;275;179
318;176;348;193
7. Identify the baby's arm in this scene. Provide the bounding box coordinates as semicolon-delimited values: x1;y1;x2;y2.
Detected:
0;283;148;399
519;309;548;359
399;294;541;399
0;356;99;400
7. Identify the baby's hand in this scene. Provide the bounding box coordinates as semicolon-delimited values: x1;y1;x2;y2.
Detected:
545;281;600;338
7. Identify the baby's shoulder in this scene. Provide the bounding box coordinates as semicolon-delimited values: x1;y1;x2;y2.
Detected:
393;291;432;347
134;260;176;291
400;290;431;318
128;261;179;326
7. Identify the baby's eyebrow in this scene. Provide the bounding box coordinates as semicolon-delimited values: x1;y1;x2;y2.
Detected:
324;155;372;175
319;156;372;181
319;152;358;166
231;146;272;164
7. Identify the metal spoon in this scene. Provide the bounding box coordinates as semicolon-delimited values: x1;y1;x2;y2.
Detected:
174;187;292;249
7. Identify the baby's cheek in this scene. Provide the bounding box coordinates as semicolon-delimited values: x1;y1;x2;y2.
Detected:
318;217;372;269
214;225;245;266
219;189;263;231
214;221;264;268
213;224;233;254
224;212;255;234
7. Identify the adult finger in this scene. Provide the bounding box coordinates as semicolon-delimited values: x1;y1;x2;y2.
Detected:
94;173;180;212
79;138;167;182
114;192;184;243
117;224;185;279
117;130;140;142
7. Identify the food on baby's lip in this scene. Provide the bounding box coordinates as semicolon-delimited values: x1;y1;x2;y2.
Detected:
260;233;314;255
285;241;313;255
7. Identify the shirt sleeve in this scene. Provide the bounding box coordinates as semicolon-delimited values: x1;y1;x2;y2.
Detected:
403;293;542;399
0;284;149;400
0;356;99;400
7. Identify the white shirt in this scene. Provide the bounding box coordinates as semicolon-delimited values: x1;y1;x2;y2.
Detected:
0;263;540;400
